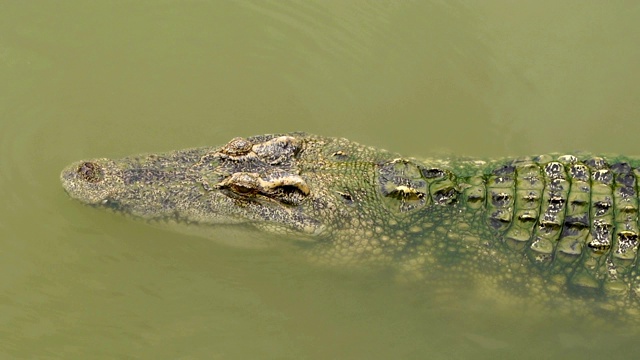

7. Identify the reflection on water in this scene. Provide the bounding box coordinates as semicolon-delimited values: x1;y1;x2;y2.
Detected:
1;1;640;358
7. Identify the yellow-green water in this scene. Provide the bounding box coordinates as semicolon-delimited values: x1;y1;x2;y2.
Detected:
2;1;640;358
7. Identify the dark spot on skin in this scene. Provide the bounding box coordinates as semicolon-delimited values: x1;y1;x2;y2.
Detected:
615;172;636;188
594;200;612;216
433;187;458;205
420;168;446;179
610;162;631;175
548;195;565;206
491;192;511;207
492;176;513;184
488;212;510;229
588;221;612;252
467;194;483;202
337;191;354;204
617;231;639;254
492;164;515;176
618;185;636;198
522;191;539;203
539;222;561;233
387;187;425;201
569;164;589;181
564;215;589;228
588;243;611;252
77;162;103;183
544;162;564;178
592;170;612;184
548;178;567;192
561;225;580;237
584;157;608;170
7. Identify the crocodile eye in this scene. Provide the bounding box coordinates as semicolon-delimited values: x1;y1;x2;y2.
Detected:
217;173;261;197
221;137;253;156
77;162;103;183
230;183;255;195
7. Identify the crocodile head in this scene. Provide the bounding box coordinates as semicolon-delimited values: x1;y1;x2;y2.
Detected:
61;133;395;252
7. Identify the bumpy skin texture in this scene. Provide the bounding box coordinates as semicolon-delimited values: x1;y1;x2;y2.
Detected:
61;132;640;321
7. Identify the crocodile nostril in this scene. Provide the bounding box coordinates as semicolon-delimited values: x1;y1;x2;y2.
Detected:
77;162;104;183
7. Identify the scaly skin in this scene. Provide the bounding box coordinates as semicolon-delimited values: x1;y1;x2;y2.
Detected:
60;132;640;322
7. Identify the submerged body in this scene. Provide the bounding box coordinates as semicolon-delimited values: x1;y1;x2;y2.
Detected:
61;132;640;322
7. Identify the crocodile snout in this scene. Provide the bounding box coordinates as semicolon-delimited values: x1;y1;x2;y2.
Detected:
60;159;121;205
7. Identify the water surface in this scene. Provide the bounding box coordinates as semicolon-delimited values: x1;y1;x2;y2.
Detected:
1;1;640;358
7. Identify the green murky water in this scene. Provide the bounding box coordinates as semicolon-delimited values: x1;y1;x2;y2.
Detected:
2;1;640;358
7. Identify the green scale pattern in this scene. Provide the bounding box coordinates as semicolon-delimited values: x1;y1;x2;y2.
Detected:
379;154;640;296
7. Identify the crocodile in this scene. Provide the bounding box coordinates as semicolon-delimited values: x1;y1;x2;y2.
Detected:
60;132;640;322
